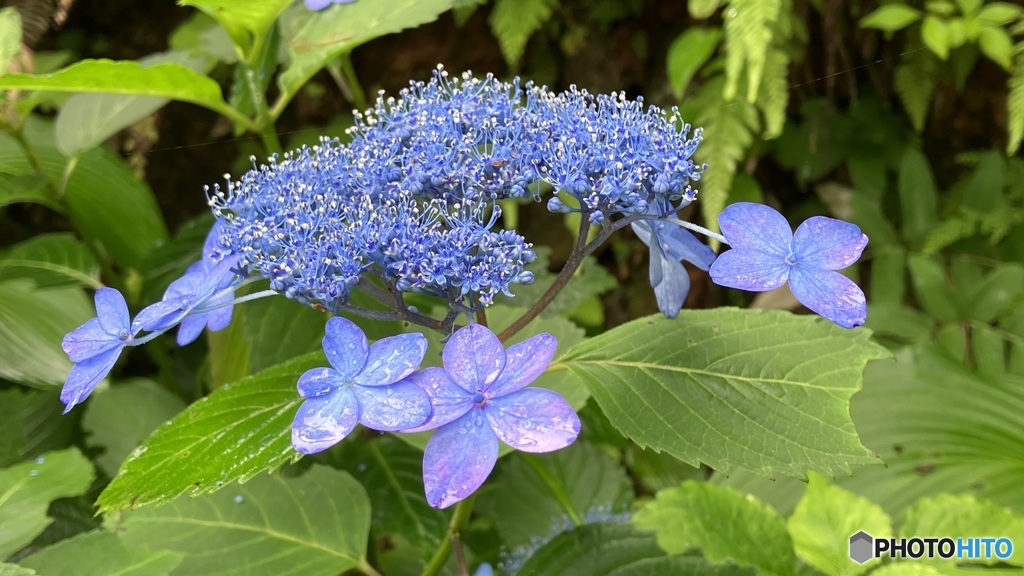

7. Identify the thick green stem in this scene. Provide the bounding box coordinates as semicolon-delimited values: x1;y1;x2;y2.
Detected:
421;496;476;576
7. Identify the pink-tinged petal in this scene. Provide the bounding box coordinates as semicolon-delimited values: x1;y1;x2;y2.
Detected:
322;317;368;381
443;324;506;392
353;380;431;431
708;249;790;292
718;202;792;255
297;367;339;399
177;314;207;346
355;332;427;387
486;333;557;397
792;216;869;270
423;410;499;509
789;267;867;329
291;387;359;454
62;318;120;362
60;346;122;413
485;388;580;453
94;288;129;334
401;368;474;432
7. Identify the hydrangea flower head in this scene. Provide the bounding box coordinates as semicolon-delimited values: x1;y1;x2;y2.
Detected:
708;202;868;328
405;325;580;508
60;288;136;413
292;317;431;453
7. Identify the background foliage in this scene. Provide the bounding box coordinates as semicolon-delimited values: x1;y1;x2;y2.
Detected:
1;0;1023;575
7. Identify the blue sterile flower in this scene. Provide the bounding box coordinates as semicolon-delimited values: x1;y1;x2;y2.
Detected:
133;255;241;346
631;201;716;318
304;0;355;10
708;202;869;328
404;325;580;509
60;288;136;413
291;317;431;453
176;222;237;345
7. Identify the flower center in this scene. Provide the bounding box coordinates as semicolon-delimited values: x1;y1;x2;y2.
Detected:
471;392;486;406
784;252;798;267
117;329;130;342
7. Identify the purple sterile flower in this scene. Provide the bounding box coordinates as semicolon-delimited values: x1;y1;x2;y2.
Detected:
708;202;869;329
291;317;431;454
304;0;355;10
404;325;580;509
60;288;136;413
132;255;240;346
632;203;716;318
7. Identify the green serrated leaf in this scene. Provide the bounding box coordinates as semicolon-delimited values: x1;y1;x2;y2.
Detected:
489;0;558;66
96;352;325;512
277;0;453;115
898;148;939;246
55;51;217;156
477;442;633;549
634;481;796;576
922;16;952;59
0;59;245;126
0;118;168;269
667;28;721;98
0;8;21;74
18;530;182;576
860;4;923;31
115;466;370;576
0;174;57;211
979;25;1013;69
0;449;95;558
82;379;187;478
339;438;445;560
562;310;885;479
901;494;1024;567
0;233;100;289
517;521;757;576
787;472;892;576
0;280;93;388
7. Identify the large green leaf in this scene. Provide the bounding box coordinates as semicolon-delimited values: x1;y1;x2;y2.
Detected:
0;564;35;576
18;531;182;576
0;280;93;388
180;0;291;57
787;472;892;576
0;389;75;469
561;310;886;479
0;449;94;559
115;466;371;576
55;51;217;156
0;174;57;211
667;28;722;98
96;352;323;512
244;295;328;372
0;59;245;125
900;494;1024;567
276;0;453;115
477;441;633;549
0;233;100;289
339;437;446;560
82;379;188;477
633;481;796;576
515;521;756;576
0;118;168;269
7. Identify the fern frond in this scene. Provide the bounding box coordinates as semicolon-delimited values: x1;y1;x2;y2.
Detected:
894;48;939;132
1007;40;1024;154
757;47;790;139
488;0;559;67
923;209;981;254
722;0;783;102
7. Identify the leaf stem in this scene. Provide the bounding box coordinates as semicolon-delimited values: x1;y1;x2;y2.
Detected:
421;496;475;576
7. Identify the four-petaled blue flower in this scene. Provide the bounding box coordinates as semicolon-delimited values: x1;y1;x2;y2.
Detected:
632;206;716;318
405;324;580;509
304;0;356;10
60;288;136;413
708;202;869;329
291;317;431;453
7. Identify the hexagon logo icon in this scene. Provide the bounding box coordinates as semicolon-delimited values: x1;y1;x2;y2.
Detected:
849;531;874;564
